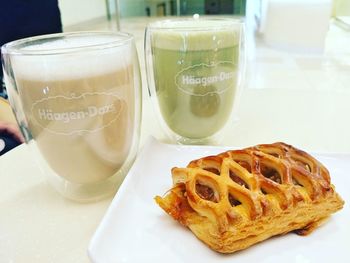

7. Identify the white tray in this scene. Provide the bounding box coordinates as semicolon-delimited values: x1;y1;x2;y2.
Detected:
88;137;349;263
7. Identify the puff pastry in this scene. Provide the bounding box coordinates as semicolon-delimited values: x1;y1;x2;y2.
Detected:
155;142;344;253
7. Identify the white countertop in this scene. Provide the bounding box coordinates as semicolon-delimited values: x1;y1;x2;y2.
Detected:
1;17;350;262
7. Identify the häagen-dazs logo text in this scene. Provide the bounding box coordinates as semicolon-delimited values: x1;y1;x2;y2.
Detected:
175;62;236;95
31;92;124;135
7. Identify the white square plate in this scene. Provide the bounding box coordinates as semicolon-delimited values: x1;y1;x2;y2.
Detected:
88;137;349;263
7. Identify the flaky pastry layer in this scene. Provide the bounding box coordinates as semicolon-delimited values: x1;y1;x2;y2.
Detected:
155;142;344;253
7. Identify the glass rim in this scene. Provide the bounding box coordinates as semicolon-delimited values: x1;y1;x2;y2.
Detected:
147;17;244;31
1;31;134;56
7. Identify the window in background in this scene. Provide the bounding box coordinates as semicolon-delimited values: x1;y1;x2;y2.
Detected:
58;0;247;33
117;0;246;18
180;0;246;16
59;0;119;31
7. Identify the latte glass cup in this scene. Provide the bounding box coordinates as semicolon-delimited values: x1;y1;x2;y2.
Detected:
145;18;245;145
1;32;142;202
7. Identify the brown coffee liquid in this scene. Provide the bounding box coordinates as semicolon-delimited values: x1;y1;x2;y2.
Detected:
16;67;135;184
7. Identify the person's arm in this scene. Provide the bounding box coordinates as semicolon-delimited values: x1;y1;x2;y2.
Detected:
0;121;24;143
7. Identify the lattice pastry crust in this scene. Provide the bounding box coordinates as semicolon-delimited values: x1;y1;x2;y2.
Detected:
155;142;344;253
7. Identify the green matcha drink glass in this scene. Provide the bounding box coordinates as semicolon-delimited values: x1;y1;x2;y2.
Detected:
145;17;245;144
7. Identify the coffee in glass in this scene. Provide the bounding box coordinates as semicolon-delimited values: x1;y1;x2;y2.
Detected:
2;32;142;201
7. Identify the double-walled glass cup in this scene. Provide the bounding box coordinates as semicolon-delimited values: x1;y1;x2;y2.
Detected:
145;18;245;144
1;32;142;202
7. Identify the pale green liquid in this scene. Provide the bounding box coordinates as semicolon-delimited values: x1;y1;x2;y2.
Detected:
153;45;239;139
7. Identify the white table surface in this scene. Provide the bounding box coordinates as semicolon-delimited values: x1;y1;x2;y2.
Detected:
1;17;350;262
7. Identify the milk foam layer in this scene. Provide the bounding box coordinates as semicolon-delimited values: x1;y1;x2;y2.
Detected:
151;19;241;51
12;35;132;80
21;35;121;51
151;19;241;30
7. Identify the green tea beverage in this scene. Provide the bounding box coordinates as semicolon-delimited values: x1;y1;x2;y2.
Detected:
147;19;244;143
